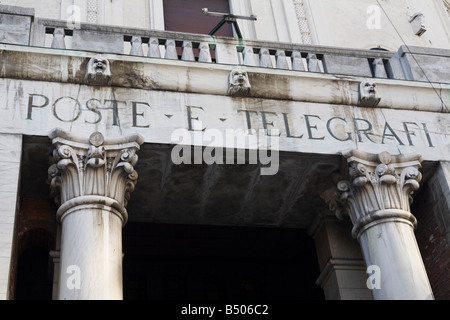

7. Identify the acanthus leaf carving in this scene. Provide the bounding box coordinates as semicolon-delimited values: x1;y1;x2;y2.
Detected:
108;149;139;207
330;150;423;236
48;130;143;209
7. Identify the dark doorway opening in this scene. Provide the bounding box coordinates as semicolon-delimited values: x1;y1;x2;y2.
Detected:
123;222;324;300
14;246;53;300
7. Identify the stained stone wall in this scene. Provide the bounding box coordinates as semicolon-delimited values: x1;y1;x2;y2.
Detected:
0;134;22;300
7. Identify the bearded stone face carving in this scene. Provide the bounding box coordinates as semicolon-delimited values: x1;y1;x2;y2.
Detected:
359;81;381;107
85;55;111;86
228;68;251;97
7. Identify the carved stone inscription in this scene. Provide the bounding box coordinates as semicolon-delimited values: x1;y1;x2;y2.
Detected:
24;93;437;147
1;79;448;161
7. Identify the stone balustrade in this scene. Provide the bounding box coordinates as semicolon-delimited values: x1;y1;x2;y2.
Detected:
0;5;448;83
27;18;408;80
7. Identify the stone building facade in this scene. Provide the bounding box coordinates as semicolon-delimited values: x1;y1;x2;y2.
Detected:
0;0;449;300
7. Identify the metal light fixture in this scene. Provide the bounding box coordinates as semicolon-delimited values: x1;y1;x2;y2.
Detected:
409;12;426;36
202;8;257;39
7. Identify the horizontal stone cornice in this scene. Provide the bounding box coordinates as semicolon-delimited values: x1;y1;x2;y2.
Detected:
0;44;448;113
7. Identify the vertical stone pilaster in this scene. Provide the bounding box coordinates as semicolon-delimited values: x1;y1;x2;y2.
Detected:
48;128;144;300
148;0;165;30
331;150;434;300
49;249;60;300
309;212;373;300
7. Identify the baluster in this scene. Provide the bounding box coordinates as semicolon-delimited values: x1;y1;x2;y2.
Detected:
130;36;144;56
243;47;256;66
51;28;66;49
181;41;195;61
148;37;161;58
276;50;289;70
259;48;273;68
291;51;305;71
307;53;320;72
198;42;212;63
164;39;178;60
372;58;387;78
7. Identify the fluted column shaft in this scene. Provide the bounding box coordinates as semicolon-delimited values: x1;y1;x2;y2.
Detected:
335;150;434;300
48;129;144;300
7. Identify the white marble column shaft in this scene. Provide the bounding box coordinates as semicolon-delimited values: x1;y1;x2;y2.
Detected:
48;128;144;300
358;215;432;299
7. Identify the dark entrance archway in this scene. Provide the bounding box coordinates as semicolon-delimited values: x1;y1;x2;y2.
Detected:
122;222;324;300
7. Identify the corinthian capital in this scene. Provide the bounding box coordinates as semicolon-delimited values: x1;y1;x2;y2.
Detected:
334;150;423;238
48;129;144;222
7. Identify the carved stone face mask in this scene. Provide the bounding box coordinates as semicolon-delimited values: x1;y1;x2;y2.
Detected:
85;55;111;85
363;82;376;96
228;69;251;97
232;71;247;85
93;58;108;75
359;81;381;107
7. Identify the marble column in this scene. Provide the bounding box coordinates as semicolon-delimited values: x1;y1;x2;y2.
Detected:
48;128;144;300
334;150;434;300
